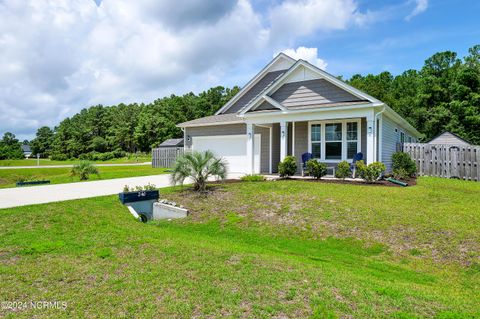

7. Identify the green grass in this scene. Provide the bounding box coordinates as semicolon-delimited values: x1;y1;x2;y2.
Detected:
0;165;168;188
0;177;478;318
0;156;151;167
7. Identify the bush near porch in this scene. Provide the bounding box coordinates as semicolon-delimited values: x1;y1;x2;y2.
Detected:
0;177;478;318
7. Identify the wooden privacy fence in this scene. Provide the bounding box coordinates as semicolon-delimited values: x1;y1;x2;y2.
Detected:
152;147;184;168
403;143;480;181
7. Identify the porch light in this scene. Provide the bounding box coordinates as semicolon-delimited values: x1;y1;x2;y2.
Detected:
187;135;191;141
368;126;372;134
248;132;252;139
281;130;285;138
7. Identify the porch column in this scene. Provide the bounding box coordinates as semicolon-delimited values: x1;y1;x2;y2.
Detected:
246;123;255;174
280;121;288;161
366;116;375;164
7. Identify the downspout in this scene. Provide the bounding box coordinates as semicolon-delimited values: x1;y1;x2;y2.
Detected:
374;105;386;162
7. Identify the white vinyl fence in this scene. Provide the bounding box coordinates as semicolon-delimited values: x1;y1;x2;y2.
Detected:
152;147;184;168
403;143;480;181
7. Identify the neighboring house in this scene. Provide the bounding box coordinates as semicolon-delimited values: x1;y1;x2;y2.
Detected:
158;138;184;148
21;145;32;158
426;131;471;146
178;53;421;174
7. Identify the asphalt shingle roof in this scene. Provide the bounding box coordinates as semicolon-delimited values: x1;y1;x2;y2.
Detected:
177;113;243;127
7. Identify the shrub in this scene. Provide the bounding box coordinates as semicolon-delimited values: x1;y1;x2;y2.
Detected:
356;160;386;183
71;161;100;181
171;150;227;192
392;152;416;179
278;156;297;178
393;168;410;181
335;161;351;179
306;159;327;179
50;153;68;161
240;174;266;182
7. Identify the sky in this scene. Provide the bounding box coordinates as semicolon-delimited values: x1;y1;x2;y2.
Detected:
0;0;479;140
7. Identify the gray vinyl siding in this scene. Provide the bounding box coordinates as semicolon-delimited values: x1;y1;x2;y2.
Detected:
293;122;308;174
254;125;270;173
428;132;470;145
381;115;398;172
271;79;362;108
223;71;285;114
184;124;246;149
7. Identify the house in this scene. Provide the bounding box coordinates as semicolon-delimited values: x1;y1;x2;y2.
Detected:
178;53;421;174
426;131;471;146
21;145;32;158
158;138;184;148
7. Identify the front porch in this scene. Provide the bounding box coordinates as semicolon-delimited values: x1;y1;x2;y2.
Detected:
245;110;381;175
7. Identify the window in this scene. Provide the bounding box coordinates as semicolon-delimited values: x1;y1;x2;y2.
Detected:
400;131;405;143
310;124;321;158
325;123;342;160
346;122;358;159
309;120;361;161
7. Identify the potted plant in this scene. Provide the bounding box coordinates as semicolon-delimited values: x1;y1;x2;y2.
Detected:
118;183;159;204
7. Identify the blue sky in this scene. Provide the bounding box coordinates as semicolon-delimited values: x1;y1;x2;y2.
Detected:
0;0;479;140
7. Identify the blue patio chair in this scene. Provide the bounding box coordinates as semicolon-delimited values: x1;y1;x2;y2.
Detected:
301;152;313;176
351;152;363;178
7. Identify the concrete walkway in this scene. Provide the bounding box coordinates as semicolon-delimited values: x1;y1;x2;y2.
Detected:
0;173;242;209
0;162;152;170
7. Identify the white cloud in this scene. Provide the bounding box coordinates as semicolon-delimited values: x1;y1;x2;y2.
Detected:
268;0;372;44
0;0;371;139
405;0;428;21
280;47;328;70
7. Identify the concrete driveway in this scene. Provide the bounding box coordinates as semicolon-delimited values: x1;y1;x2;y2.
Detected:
0;173;242;209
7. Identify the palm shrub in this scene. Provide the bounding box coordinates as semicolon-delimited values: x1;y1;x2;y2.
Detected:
356;160;386;183
170;150;227;192
392;152;416;180
278;156;297;178
71;161;99;181
335;161;351;179
306;159;327;179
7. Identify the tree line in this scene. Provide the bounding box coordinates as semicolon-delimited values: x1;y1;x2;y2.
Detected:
346;45;480;145
1;45;478;160
27;86;240;160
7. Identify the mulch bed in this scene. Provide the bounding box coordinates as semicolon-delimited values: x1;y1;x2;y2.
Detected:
206;177;417;187
288;177;417;187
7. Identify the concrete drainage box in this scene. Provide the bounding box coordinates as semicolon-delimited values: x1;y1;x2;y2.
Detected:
153;202;188;219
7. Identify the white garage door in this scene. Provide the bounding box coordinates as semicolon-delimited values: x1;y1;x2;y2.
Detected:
192;134;261;173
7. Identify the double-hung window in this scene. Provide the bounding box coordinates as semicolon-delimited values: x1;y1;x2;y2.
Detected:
346;122;358;159
310;124;321;158
325;123;342;160
309;120;361;161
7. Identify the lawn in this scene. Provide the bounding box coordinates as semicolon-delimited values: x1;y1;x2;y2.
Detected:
0;165;168;188
0;155;151;167
0;177;478;318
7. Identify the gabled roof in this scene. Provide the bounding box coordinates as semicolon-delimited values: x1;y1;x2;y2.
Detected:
159;138;184;147
238;59;380;115
178;113;243;128
215;53;295;115
426;131;471;145
21;145;31;152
